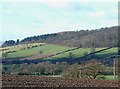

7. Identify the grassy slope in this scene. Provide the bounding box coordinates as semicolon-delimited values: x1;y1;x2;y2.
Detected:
43;47;118;60
95;47;118;58
2;44;73;59
1;43;118;61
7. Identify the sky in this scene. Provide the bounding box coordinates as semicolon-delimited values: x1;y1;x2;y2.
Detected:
0;0;119;41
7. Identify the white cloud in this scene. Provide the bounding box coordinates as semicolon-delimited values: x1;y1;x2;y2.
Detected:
114;9;118;13
43;2;68;9
0;0;119;2
0;1;118;41
90;11;106;17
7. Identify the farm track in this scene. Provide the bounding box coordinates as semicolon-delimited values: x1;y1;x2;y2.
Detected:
19;54;55;61
2;74;118;87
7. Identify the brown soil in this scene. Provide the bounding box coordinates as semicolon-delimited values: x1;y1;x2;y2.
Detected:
19;54;55;61
2;74;118;87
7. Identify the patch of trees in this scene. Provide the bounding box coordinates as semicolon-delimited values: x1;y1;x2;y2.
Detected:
20;26;118;48
2;62;70;75
61;59;115;79
2;26;118;48
1;48;10;51
21;33;57;43
20;44;43;50
2;39;19;47
2;40;16;47
3;59;118;80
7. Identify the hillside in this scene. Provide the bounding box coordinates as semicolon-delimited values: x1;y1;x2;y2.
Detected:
1;43;73;60
2;26;118;48
19;26;118;48
1;43;118;65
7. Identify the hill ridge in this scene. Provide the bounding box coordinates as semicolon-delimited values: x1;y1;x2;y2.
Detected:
2;26;118;48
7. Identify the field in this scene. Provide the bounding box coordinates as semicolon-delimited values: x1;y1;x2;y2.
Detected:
44;47;118;60
1;43;74;59
1;43;118;61
1;43;119;82
2;74;118;87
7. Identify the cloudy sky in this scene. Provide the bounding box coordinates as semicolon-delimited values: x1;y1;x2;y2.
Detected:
0;0;118;41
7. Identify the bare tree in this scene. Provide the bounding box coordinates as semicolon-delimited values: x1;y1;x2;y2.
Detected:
82;59;104;79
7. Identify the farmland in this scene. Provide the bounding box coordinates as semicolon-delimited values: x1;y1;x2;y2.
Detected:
1;2;119;88
44;47;118;60
2;74;118;87
1;43;118;62
1;43;74;60
1;43;119;82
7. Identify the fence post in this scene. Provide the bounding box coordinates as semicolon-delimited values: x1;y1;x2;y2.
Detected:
113;58;116;80
80;69;81;79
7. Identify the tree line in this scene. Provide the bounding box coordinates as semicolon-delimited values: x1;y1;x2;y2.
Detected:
3;59;118;79
2;26;118;48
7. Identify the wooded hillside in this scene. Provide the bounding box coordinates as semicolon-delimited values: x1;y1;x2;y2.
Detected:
2;26;118;47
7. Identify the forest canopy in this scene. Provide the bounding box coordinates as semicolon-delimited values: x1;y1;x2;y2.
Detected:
2;26;118;48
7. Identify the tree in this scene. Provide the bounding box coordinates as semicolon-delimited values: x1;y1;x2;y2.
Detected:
90;48;96;59
2;53;8;59
68;52;74;59
82;59;104;79
2;40;16;47
68;52;75;64
61;59;105;79
39;50;43;54
61;63;80;78
16;39;19;45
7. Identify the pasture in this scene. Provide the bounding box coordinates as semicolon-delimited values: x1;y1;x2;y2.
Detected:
1;43;118;61
1;43;73;59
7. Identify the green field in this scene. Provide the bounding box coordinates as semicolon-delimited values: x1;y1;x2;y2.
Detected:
1;43;74;59
43;47;118;61
1;43;118;61
96;47;118;58
96;75;118;80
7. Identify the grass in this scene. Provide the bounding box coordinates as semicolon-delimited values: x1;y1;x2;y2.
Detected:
43;47;118;60
2;44;73;59
1;43;118;61
96;75;118;80
39;75;62;77
95;47;118;58
1;43;45;53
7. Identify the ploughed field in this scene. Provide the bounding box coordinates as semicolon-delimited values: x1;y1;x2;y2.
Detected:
2;74;118;87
